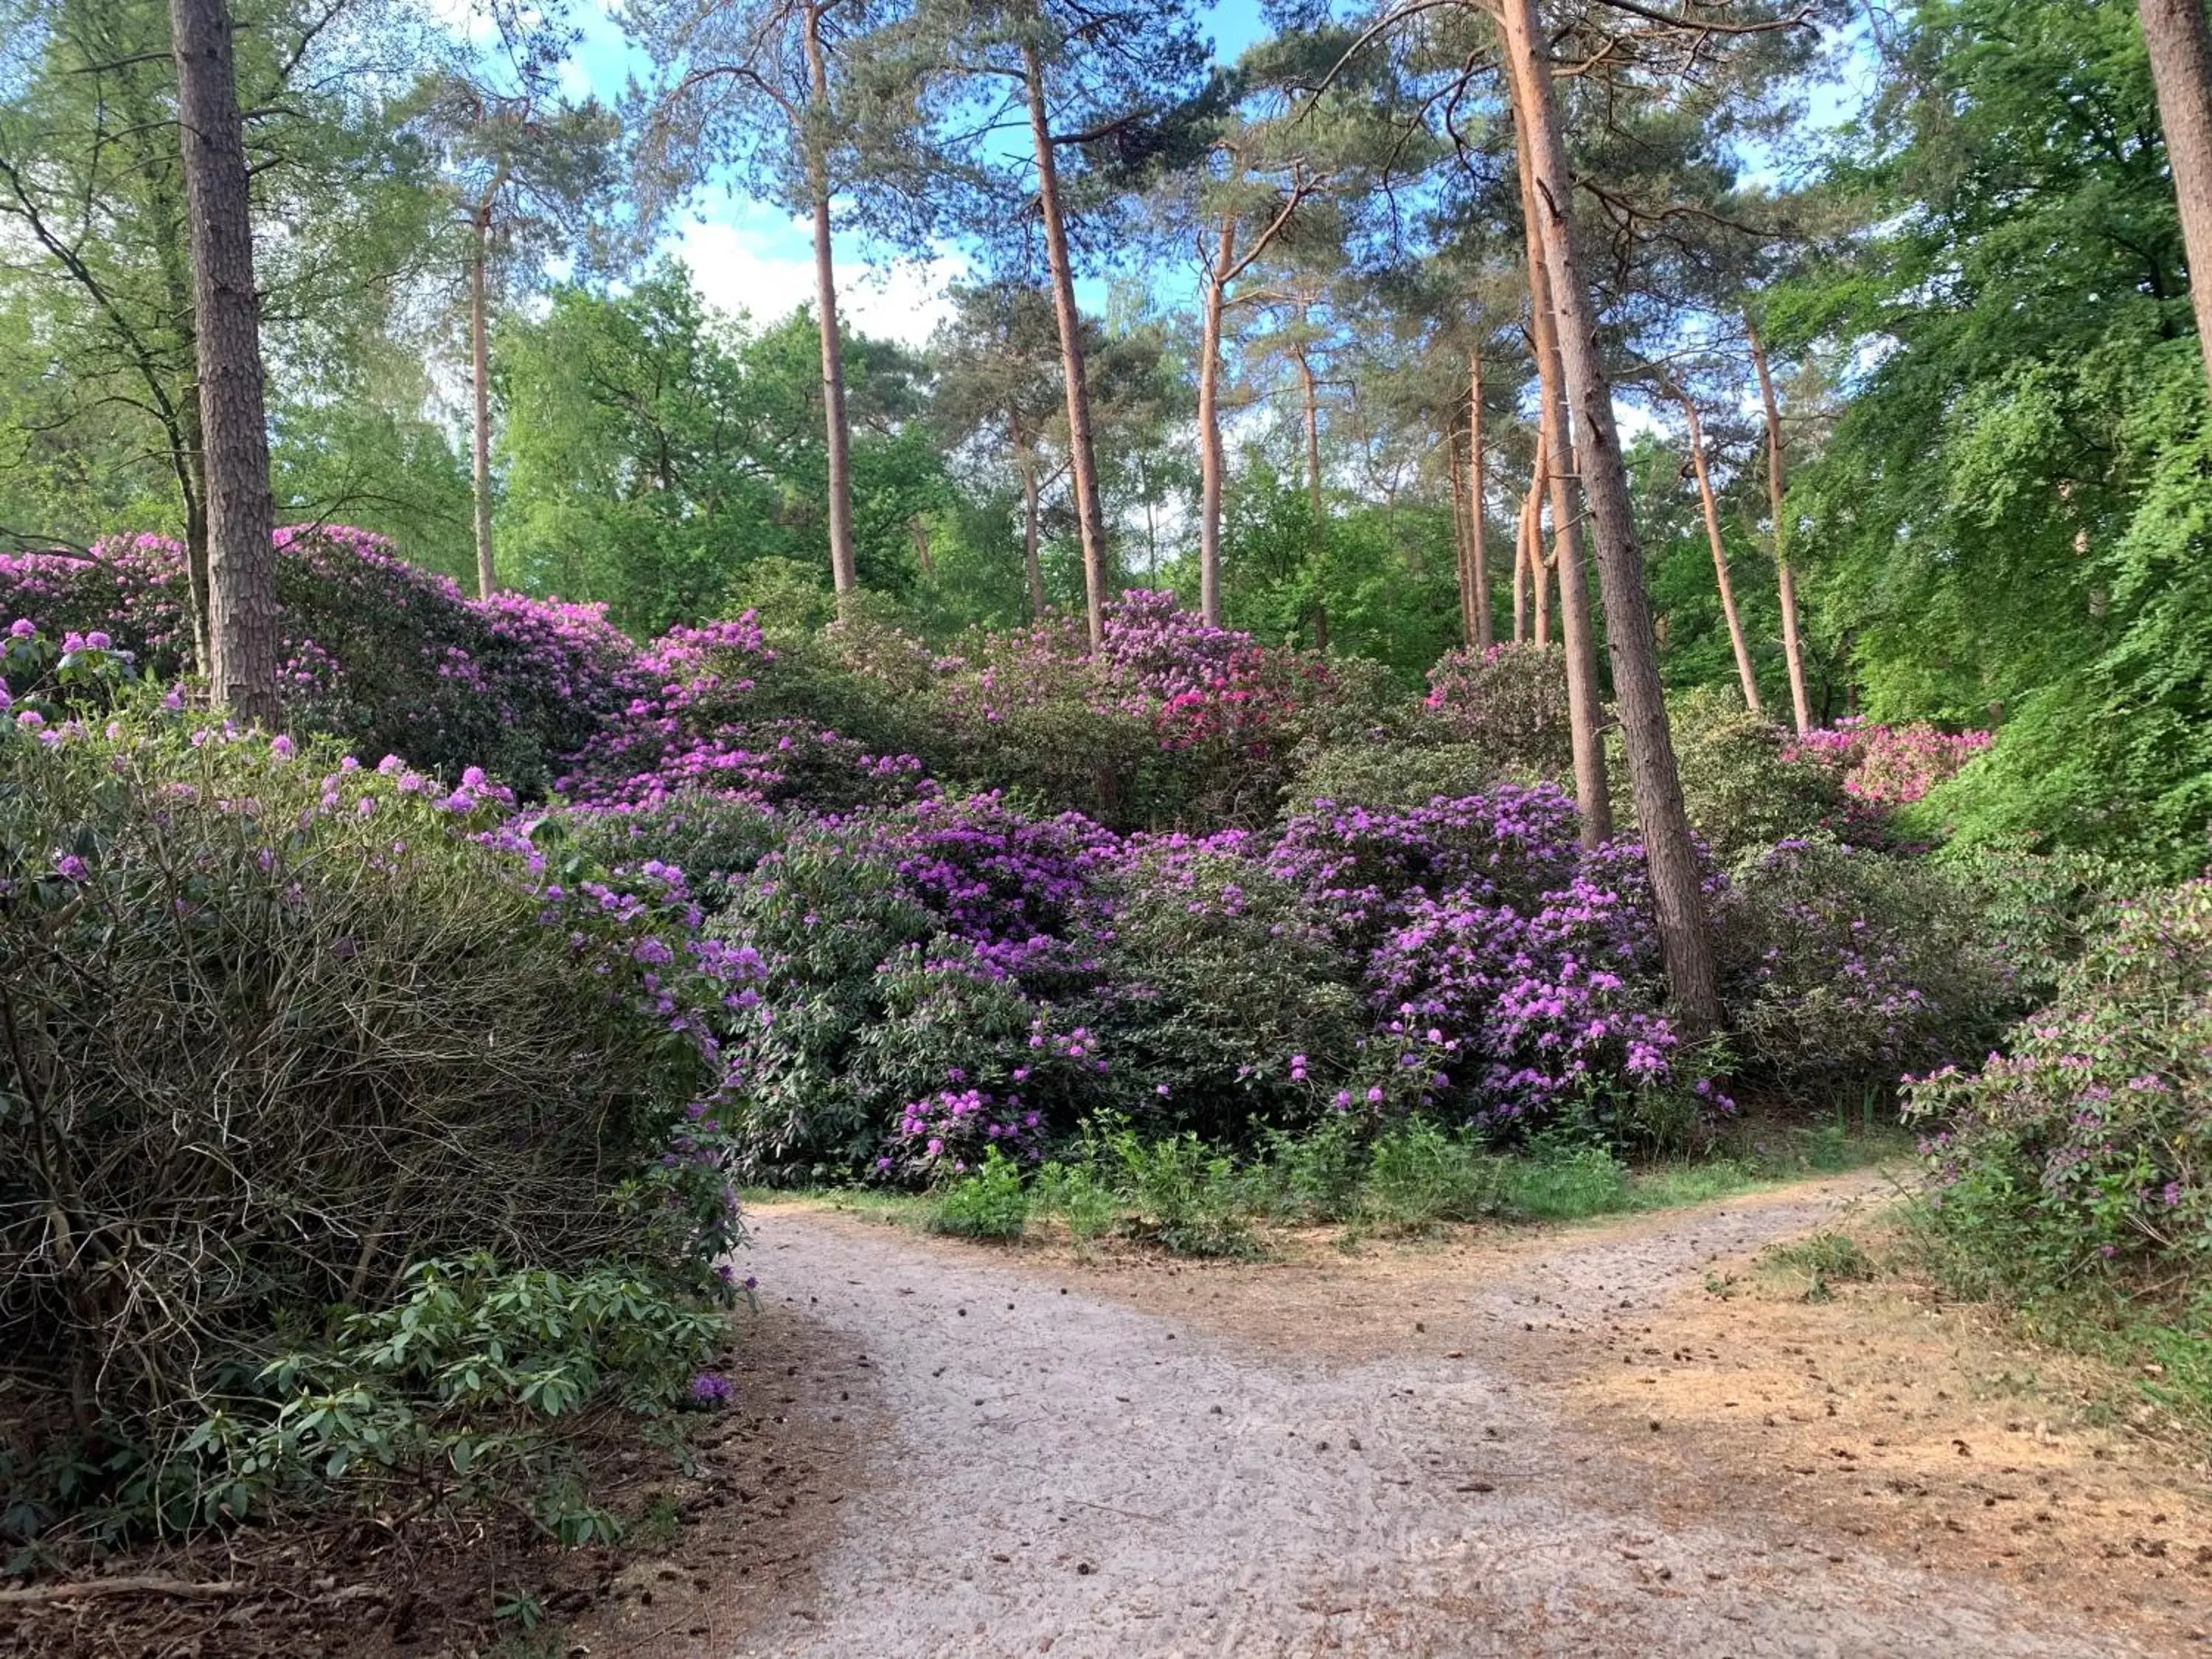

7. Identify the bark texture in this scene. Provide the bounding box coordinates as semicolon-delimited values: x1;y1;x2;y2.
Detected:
1468;351;1493;649
170;0;280;724
1514;105;1610;845
1747;319;1811;736
804;5;859;599
470;199;498;599
1499;0;1721;1029
1022;38;1109;650
2141;0;2212;386
1197;214;1234;625
1679;392;1761;714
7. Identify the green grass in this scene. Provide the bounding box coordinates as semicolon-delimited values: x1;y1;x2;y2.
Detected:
752;1112;1910;1260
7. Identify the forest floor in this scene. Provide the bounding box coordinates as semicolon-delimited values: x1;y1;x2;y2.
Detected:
13;1173;2210;1658
565;1172;2212;1659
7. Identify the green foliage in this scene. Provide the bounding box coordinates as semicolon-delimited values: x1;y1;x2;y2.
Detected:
1284;737;1499;813
1907;880;2212;1298
929;1147;1030;1239
495;270;947;635
164;1258;726;1542
0;707;737;1537
1094;845;1367;1139
1763;1231;1877;1303
1781;0;2212;869
1668;686;1846;860
1094;1125;1256;1258
1715;836;2017;1096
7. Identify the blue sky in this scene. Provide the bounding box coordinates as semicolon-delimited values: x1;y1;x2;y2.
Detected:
550;0;1273;345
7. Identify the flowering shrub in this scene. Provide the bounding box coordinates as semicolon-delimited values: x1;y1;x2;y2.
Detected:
1420;644;1573;779
1265;785;1586;946
0;527;645;796
1667;686;1854;858
1787;716;1993;809
1907;880;2212;1295
0;673;748;1531
1366;839;1687;1127
1091;838;1368;1139
1714;836;2016;1094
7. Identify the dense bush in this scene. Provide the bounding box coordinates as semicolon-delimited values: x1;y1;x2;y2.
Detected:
0;528;644;796
1667;686;1852;859
0;675;744;1535
1419;643;1573;778
1714;836;2016;1097
1908;880;2212;1297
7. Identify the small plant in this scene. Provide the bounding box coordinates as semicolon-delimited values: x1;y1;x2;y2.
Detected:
928;1147;1029;1240
1360;1121;1500;1229
1034;1158;1119;1245
1100;1127;1255;1257
1765;1231;1878;1301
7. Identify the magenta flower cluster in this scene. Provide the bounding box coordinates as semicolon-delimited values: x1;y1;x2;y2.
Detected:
1786;717;1992;807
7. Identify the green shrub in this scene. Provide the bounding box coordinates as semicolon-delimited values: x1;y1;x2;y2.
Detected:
1419;644;1573;779
0;703;738;1537
1245;1114;1369;1223
556;792;782;909
1668;686;1848;860
1715;836;2016;1096
1908;879;2212;1298
1096;1125;1254;1257
1094;844;1365;1139
1282;737;1505;813
1033;1158;1119;1244
929;1149;1030;1240
1495;1141;1634;1220
1361;1121;1500;1228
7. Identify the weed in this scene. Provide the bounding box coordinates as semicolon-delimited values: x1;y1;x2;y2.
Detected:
928;1148;1029;1240
1766;1231;1877;1301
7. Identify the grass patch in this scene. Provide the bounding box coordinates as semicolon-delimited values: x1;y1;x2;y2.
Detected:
1763;1230;1879;1301
753;1112;1909;1261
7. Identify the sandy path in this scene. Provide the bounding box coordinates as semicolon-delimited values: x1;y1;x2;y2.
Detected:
720;1178;2148;1659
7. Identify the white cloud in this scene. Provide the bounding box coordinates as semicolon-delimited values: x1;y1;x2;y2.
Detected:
669;215;968;350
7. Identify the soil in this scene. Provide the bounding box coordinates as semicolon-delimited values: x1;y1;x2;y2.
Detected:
12;1172;2208;1657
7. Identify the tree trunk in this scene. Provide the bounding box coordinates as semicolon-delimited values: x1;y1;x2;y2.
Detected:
170;0;279;725
1019;448;1045;618
1296;333;1324;518
1680;392;1762;714
1500;0;1720;1030
1451;428;1475;644
1469;349;1492;650
1514;105;1610;845
1513;437;1537;643
1515;432;1542;644
803;4;860;601
1022;36;1109;650
1197;214;1233;625
470;202;497;599
1747;318;1811;737
2141;0;2212;386
133;113;213;668
908;513;933;577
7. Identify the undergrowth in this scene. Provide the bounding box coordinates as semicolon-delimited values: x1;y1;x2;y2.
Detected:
787;1111;1907;1258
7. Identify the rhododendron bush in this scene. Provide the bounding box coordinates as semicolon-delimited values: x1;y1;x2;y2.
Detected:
1908;880;2212;1295
1;524;2014;1184
0;645;751;1529
0;528;641;796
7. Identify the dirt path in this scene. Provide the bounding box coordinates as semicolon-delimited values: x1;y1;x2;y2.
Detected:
599;1176;2208;1658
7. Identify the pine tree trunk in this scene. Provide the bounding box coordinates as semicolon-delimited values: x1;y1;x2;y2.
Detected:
137;130;213;668
1022;36;1108;650
1451;428;1475;644
470;204;497;599
1513;437;1537;644
1500;0;1720;1030
1297;335;1324;518
1197;215;1233;626
170;0;279;724
1515;110;1610;844
1747;319;1811;736
804;5;859;601
1469;349;1492;650
2141;0;2212;384
1019;449;1045;618
1680;392;1762;714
